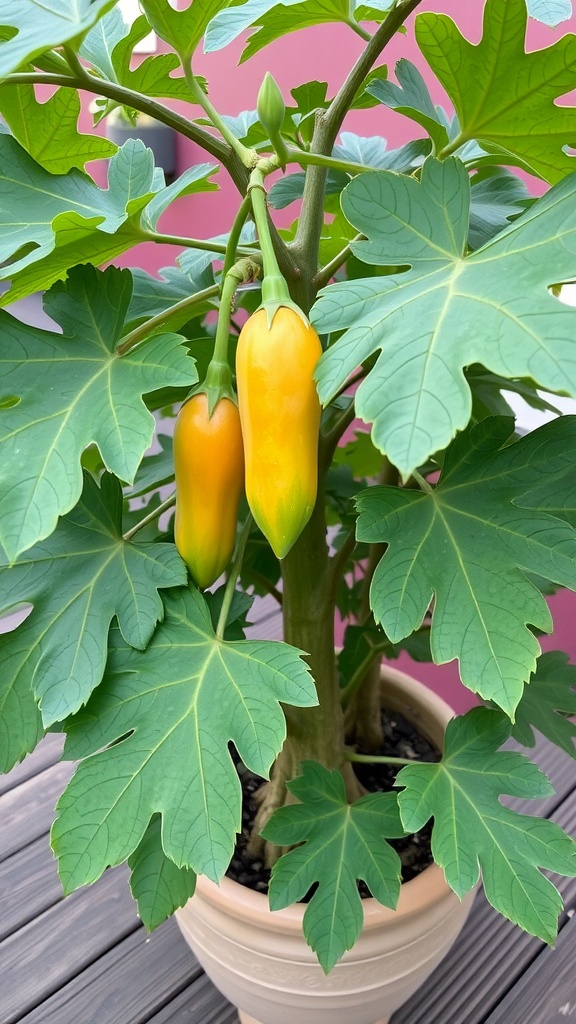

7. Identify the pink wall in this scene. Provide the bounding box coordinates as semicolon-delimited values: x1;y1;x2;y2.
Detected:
75;2;576;712
79;1;576;267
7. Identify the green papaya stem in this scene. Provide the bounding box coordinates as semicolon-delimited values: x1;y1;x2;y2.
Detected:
221;195;254;281
182;61;257;169
291;0;425;295
116;284;219;357
279;479;349;777
216;516;254;640
285;146;382;177
122;492;176;542
248;169;285;284
412;469;434;494
137;229;255;258
344;751;414;766
345;17;372;42
313;236;362;290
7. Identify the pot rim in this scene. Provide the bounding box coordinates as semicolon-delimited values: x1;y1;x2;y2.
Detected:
194;667;458;933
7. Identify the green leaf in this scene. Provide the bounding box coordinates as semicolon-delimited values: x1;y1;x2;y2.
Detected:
178;221;257;278
128;816;196;930
312;157;576;476
526;0;572;26
0;0;117;76
356;417;576;715
333;132;430;172
268;170;347;210
416;0;576;183
0;142;218;306
52;587;317;891
468;170;530;249
397;708;576;943
141;164;219;230
127;434;174;499
127;264;216;324
79;5;129;83
141;0;234;60
0;85;116;173
0;265;196;562
0;137;157;303
0;473;186;767
205;0;356;61
263;761;404;972
333;429;383;478
366;58;450;153
511;651;576;757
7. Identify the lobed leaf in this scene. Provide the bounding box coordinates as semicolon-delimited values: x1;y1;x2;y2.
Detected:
356;417;576;715
0;264;196;562
263;761;404;972
397;708;576;943
312;157;576;476
52;587;317;891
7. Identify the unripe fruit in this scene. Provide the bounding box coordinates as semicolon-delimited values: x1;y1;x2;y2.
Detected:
174;393;244;589
236;306;322;559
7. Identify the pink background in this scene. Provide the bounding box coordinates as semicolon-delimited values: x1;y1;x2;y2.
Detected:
56;3;576;711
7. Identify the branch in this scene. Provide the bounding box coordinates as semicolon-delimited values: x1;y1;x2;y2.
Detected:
116;284;219;356
290;0;425;294
327;527;357;605
123;492;176;542
3;70;249;193
314;236;362;290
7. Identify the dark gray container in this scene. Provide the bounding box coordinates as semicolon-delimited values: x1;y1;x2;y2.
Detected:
105;114;176;181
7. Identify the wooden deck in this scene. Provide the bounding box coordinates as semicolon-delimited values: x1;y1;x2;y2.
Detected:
1;597;576;1024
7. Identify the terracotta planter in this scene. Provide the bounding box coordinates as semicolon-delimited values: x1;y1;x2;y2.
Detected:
176;666;477;1024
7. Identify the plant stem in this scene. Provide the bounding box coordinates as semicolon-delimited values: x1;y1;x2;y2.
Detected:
221;195;254;281
249;168;284;281
412;468;434;494
2;71;248;190
345;18;372;42
291;0;425;299
344;751;414;766
138;229;255;258
314;237;362;290
116;284;219;356
123;493;176;542
340;642;389;709
182;61;256;168
216;516;253;639
285;145;381;177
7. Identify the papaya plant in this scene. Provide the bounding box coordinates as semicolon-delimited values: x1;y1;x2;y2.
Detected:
2;0;576;976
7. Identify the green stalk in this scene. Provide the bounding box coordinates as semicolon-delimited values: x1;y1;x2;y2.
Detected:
220;195;253;281
344;751;414;766
122;493;176;543
137;229;255;258
285;146;382;177
116;284;219;357
182;62;256;169
202;269;240;414
216;516;253;639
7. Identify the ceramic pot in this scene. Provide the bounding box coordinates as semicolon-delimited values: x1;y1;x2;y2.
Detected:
176;666;477;1024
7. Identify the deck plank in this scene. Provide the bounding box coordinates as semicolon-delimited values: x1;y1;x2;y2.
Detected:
391;780;576;1024
0;759;74;863
0;734;64;797
0;835;62;941
18;920;201;1024
0;865;139;1024
484;913;576;1024
145;975;238;1024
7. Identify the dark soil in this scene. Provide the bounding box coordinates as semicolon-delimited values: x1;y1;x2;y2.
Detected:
226;706;440;897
